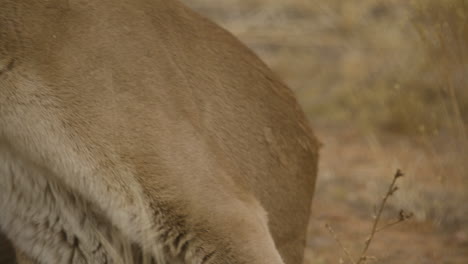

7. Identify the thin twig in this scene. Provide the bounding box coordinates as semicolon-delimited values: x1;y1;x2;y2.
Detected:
375;220;404;233
376;210;413;233
325;223;357;264
356;169;404;264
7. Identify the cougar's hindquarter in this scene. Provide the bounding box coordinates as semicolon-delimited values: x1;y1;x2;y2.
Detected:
0;0;319;263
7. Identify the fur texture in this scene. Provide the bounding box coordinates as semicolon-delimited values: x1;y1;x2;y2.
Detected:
0;0;319;263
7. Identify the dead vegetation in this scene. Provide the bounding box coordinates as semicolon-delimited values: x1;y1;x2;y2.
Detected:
326;170;413;264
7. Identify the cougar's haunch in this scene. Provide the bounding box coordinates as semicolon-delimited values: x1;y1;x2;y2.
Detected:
0;0;319;263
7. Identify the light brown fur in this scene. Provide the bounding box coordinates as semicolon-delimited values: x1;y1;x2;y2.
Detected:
0;0;319;263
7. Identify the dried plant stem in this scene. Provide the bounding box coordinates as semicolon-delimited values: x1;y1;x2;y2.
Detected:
325;170;410;264
325;223;357;264
375;219;404;233
356;169;404;264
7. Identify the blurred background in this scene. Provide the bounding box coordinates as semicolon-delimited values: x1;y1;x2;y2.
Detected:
181;0;468;263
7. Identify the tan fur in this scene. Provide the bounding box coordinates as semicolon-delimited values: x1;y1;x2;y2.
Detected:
0;0;319;263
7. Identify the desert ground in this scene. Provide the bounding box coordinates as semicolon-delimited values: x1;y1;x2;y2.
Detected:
182;0;468;263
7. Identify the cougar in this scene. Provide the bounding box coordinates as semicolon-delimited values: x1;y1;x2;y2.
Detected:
0;0;319;263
